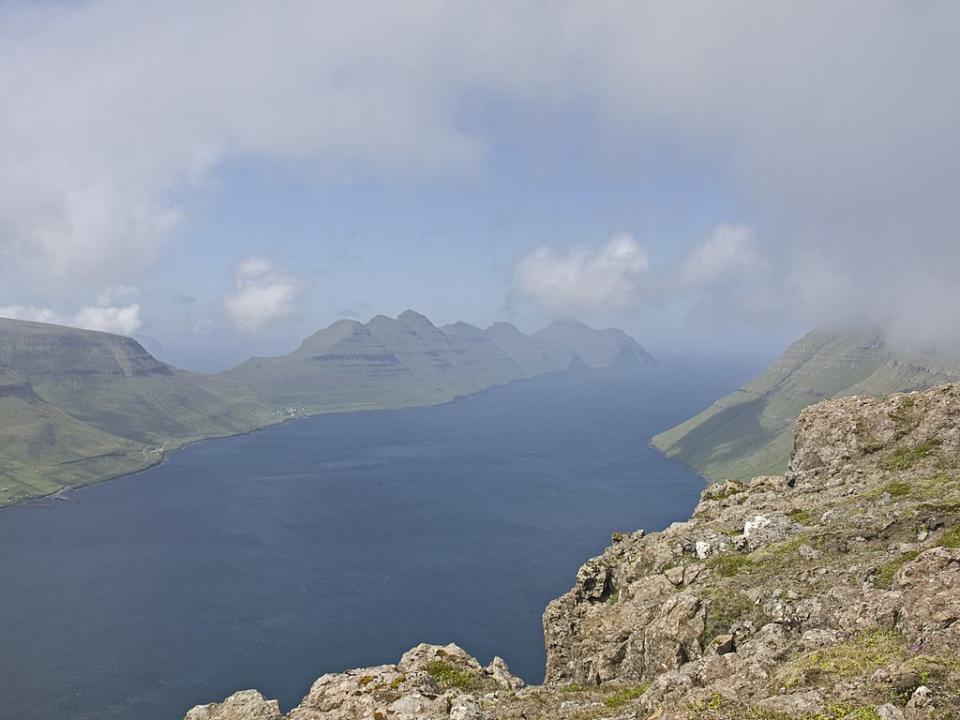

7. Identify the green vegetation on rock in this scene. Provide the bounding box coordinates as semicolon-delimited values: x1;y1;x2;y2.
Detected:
424;661;479;690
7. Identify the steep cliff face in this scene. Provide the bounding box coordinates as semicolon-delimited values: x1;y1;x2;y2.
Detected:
653;326;960;482
186;384;960;720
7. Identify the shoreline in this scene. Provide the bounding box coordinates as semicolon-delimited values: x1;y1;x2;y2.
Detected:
2;366;636;511
647;438;714;487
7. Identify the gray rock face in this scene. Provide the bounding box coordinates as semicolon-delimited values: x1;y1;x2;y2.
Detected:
184;385;960;720
185;691;281;720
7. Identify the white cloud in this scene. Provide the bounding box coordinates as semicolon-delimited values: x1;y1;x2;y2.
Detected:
512;225;768;316
0;3;958;340
0;302;142;336
95;285;141;307
0;306;60;326
512;233;649;315
677;225;765;289
223;257;304;333
71;304;143;335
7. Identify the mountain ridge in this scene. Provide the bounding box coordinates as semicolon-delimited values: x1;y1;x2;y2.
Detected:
222;311;655;413
0;312;654;506
652;325;960;482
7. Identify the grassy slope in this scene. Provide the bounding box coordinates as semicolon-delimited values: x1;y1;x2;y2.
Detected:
222;311;655;413
1;313;655;506
652;326;960;481
0;319;279;505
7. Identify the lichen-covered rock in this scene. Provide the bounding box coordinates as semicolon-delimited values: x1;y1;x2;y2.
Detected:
184;385;960;720
185;691;281;720
895;547;960;654
741;512;799;551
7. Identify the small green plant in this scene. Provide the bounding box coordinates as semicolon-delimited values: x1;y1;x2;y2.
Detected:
778;629;907;688
606;588;620;605
884;439;941;471
819;706;880;720
704;588;763;640
687;692;726;713
789;508;815;525
749;535;810;573
881;481;912;498
707;552;754;577
745;705;881;720
425;661;479;690
939;525;960;548
912;472;959;500
874;550;920;589
559;683;591;693
357;674;375;687
601;683;650;708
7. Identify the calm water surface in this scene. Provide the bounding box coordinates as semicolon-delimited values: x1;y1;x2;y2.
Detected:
0;360;758;720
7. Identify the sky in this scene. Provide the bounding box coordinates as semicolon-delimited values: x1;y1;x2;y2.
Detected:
0;1;958;371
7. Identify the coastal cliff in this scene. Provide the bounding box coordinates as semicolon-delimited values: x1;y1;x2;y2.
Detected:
187;384;960;719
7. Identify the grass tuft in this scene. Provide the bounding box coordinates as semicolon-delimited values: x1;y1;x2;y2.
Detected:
884;439;941;471
425;661;479;690
873;551;920;589
939;525;960;548
704;588;763;640
707;553;754;577
778;629;907;688
881;481;912;498
602;683;650;708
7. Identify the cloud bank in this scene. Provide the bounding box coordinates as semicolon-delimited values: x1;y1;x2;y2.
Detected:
512;225;764;317
512;233;649;315
0;2;958;344
0;302;142;336
223;258;305;333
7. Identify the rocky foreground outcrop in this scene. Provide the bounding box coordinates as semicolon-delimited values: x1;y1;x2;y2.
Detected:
186;385;960;720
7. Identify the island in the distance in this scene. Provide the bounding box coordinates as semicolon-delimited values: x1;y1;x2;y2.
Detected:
0;311;655;506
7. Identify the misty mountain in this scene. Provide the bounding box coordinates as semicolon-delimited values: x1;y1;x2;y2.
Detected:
0;312;654;505
652;326;960;481
534;317;657;369
222;310;655;412
0;318;277;505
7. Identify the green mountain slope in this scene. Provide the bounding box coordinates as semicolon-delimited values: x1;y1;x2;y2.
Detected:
222;311;655;413
652;326;960;481
0;319;278;505
0;312;654;505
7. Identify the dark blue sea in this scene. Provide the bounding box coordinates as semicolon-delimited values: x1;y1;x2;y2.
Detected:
0;360;758;720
